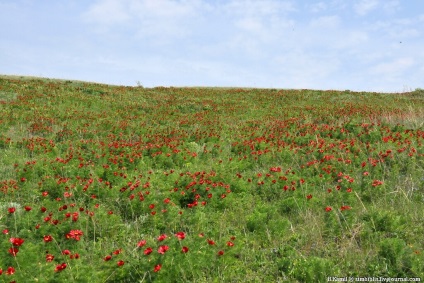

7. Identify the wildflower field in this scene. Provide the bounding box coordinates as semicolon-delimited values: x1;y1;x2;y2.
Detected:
0;76;423;282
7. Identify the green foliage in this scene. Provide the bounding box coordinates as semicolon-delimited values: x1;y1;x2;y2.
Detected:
0;76;423;281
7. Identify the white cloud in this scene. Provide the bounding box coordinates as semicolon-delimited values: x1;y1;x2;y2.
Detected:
309;15;340;29
354;0;379;16
369;57;414;75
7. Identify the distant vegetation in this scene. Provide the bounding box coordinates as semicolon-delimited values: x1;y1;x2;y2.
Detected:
0;76;423;282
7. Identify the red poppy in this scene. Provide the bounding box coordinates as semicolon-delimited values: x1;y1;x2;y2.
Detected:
113;249;122;255
207;239;215;245
217;250;224;256
325;206;332;212
8;207;15;214
43;235;53;242
181;246;189;253
2;229;9;234
154;264;162;272
24;206;32;211
157;234;167;241
175;232;185;240
137;240;147;247
144;247;153;255
10;238;24;247
158;245;169;254
8;247;19;256
226;241;234;247
6;266;15;275
306;194;312;200
117;260;125;267
104;255;112;261
54;263;67;272
46;254;55;262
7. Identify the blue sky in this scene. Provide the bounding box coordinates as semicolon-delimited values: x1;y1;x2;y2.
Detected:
1;0;423;92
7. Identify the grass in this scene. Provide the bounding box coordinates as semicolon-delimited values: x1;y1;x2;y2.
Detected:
0;75;423;282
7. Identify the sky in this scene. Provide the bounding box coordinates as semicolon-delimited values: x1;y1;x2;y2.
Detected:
1;0;423;92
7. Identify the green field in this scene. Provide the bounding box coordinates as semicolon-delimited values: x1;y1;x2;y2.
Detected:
0;76;423;282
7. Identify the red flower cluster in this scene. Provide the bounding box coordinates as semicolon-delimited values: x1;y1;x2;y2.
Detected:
66;230;84;241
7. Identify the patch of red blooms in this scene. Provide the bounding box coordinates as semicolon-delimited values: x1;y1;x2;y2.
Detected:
217;250;224;256
325;206;332;212
207;239;215;245
158;245;169;254
137;240;147;247
54;263;67;272
8;207;15;214
154;264;162;272
104;255;112;261
175;232;185;240
46;254;55;262
117;260;125;267
43;235;53;242
66;229;83;241
157;234;167;241
181;246;189;253
6;266;15;275
8;247;19;256
10;238;24;246
340;205;351;211
144;247;153;255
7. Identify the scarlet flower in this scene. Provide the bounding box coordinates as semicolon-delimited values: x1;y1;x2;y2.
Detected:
66;229;83;241
144;247;153;255
46;254;55;262
62;249;71;255
8;247;19;256
43;235;53;242
10;238;24;246
117;260;125;267
207;239;215;245
181;246;189;253
2;229;9;235
137;240;147;247
8;207;16;214
226;241;234;247
154;264;162;272
24;206;32;211
54;263;67;272
113;249;122;255
157;234;167;241
6;266;15;275
175;232;185;240
340;205;351;211
104;255;112;261
217;250;224;256
306;194;312;200
158;245;169;254
325;206;332;212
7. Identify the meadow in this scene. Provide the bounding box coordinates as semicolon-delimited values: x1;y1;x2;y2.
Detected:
0;76;423;282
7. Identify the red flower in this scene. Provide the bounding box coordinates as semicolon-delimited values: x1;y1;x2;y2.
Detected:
325;206;332;212
10;238;24;247
6;266;15;275
144;247;153;255
117;260;125;267
157;245;169;254
62;250;71;255
43;235;53;242
24;206;32;211
154;264;162;272
137;240;147;247
2;229;9;235
54;263;67;272
104;255;112;261
306;194;312;200
8;247;19;256
175;232;185;240
226;241;234;247
46;254;55;262
157;234;167;241
8;207;16;214
207;239;215;245
340;205;351;211
181;246;189;253
66;230;83;241
113;249;122;255
217;250;224;256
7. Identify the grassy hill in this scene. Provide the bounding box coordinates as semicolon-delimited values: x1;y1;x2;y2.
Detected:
0;76;423;282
